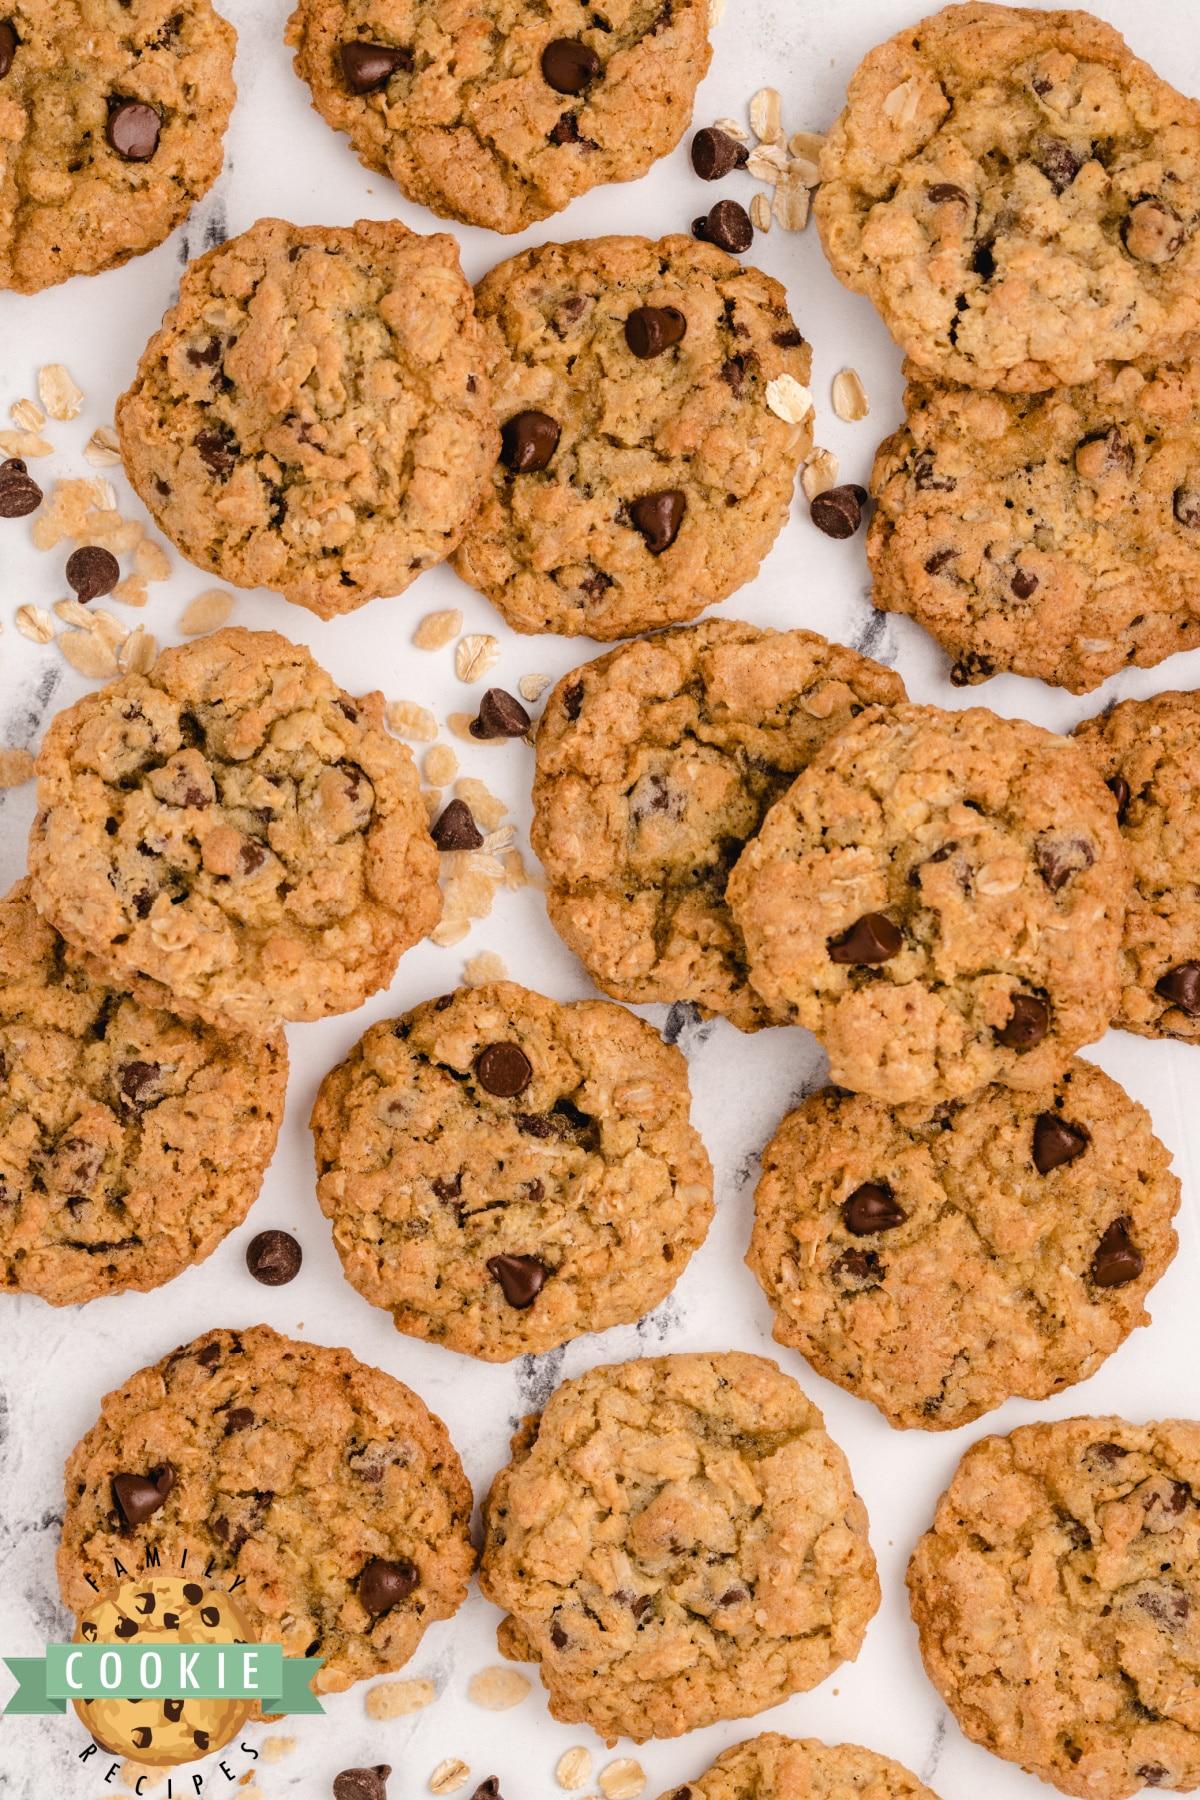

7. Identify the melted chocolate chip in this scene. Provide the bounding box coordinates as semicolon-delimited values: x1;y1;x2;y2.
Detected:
359;1557;419;1615
470;688;531;739
831;1248;883;1288
811;485;867;539
195;1342;221;1368
1156;962;1200;1015
928;181;969;204
1174;487;1200;529
842;1182;906;1235
691;126;749;179
340;40;411;91
912;447;957;492
997;993;1049;1048
223;1407;254;1434
195;427;238;476
245;1229;302;1286
1032;1113;1089;1173
1108;774;1131;821
1037;834;1095;893
693;199;754;253
542;37;601;93
1037;135;1082;191
827;912;902;964
1091;1216;1144;1287
66;545;119;602
430;799;483;850
0;19;15;77
1011;567;1039;599
107;99;160;161
500;410;560;474
562;679;584;720
629;489;685;553
487;1252;549;1308
550;1619;568;1647
476;1042;533;1097
117;1060;160;1114
624;306;687;358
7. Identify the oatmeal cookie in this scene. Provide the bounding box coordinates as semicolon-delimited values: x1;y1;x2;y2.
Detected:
815;5;1200;390
28;628;441;1032
869;356;1200;693
908;1416;1200;1799
0;879;286;1307
531;622;906;1031
1075;690;1200;1042
310;983;713;1360
284;0;711;236
748;1065;1179;1433
0;0;235;294
726;703;1128;1103
115;217;496;618
452;237;812;639
656;1732;942;1800
479;1351;879;1743
58;1325;475;1694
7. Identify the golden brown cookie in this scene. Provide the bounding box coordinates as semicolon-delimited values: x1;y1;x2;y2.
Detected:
748;1065;1179;1432
479;1351;879;1743
0;879;287;1306
655;1732;943;1800
116;217;497;617
58;1326;475;1694
284;0;711;235
28;628;441;1032
453;237;812;639
311;983;713;1360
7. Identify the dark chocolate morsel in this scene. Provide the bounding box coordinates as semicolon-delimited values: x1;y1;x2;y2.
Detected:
430;798;483;850
333;1770;393;1800
500;410;560;474
182;1582;203;1603
340;40;412;92
691;126;749;179
66;545;120;602
112;1472;171;1527
200;1606;221;1626
550;1619;568;1647
541;37;601;94
487;1253;549;1308
1011;567;1039;599
810;485;866;539
841;1182;907;1235
0;457;41;517
629;489;686;554
106;100;161;161
1156;962;1200;1015
223;1407;254;1434
693;198;754;253
625;305;687;359
1091;1216;1144;1288
359;1557;419;1615
475;1042;533;1097
928;181;969;204
997;993;1049;1048
827;912;903;964
245;1229;302;1286
192;1731;210;1751
1036;135;1082;192
470;1783;502;1800
114;1616;139;1638
562;679;585;720
1108;774;1131;821
0;20;16;77
1174;487;1200;529
1037;834;1095;893
470;688;532;739
1032;1113;1089;1174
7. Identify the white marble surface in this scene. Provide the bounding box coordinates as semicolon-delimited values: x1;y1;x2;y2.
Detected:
4;1;1200;1795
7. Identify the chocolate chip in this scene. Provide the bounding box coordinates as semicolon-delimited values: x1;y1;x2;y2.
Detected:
500;410;560;474
827;912;902;964
470;1782;502;1800
1138;1768;1169;1788
1076;425;1135;480
112;1472;171;1527
1124;199;1185;264
1108;774;1131;821
693;198;754;253
131;1727;151;1748
831;1248;882;1288
841;1182;906;1235
562;679;584;720
66;545;119;602
334;1770;392;1800
163;1694;183;1717
1156;962;1200;1014
1037;135;1082;191
186;335;222;368
470;688;531;740
193;1731;210;1751
579;568;611;600
912;448;956;492
245;1229;302;1286
1032;1113;1089;1173
928;181;969;204
359;1557;419;1615
1174;487;1200;529
224;1407;254;1434
625;305;687;359
0;20;16;76
340;40;411;91
196;1342;221;1368
1089;1441;1128;1466
200;1605;221;1626
0;457;40;517
997;993;1049;1047
773;326;804;347
106;99;161;161
114;1616;139;1638
542;37;601;93
1011;567;1038;599
431;799;483;850
488;1253;549;1308
630;489;685;553
475;1043;533;1097
811;484;867;538
134;1591;156;1614
195;427;238;476
691;125;749;179
548;110;598;148
973;241;996;279
117;1060;160;1114
951;652;994;685
182;1581;203;1603
1037;834;1095;893
1086;1216;1144;1288
550;1619;568;1647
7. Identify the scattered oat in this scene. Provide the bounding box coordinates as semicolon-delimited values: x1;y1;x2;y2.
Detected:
504;846;537;890
788;150;821;187
59;630;118;678
750;86;783;145
464;951;509;988
136;539;172;582
456;632;500;683
118;628;157;675
774;174;811;231
113;575;148;608
55;597;98;630
238;1789;264;1799
447;712;477;741
11;398;45;433
386;698;438;742
557;1750;593;1791
431;917;471;947
882;76;922;127
39;363;84;421
179;589;234;635
430;1760;472;1794
84;425;123;468
749;192;772;233
0;749;35;788
713;116;749;140
424;743;459;786
0;429;53;459
455;777;507;832
261;1736;297;1763
366;1676;437;1720
518;673;552;703
789;128;826;161
599;1762;645;1800
413;607;463;651
15;604;55;644
468;1666;531;1711
707;0;723;24
422;789;442;820
746;143;788;183
765;375;814;425
91;609;130;652
801;447;840;500
86;476;118;513
831;367;870;422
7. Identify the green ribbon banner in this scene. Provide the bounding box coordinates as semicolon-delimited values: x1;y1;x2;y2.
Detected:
3;1645;323;1715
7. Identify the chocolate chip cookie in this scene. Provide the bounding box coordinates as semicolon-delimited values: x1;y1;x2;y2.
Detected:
657;1733;942;1800
0;0;235;294
726;703;1129;1103
815;5;1200;390
748;1064;1179;1433
28;628;441;1033
0;879;287;1307
531;622;906;1031
115;217;497;618
310;983;713;1360
1075;690;1200;1043
908;1416;1200;1799
58;1325;475;1694
452;237;813;639
284;0;711;235
869;356;1200;693
479;1351;880;1744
